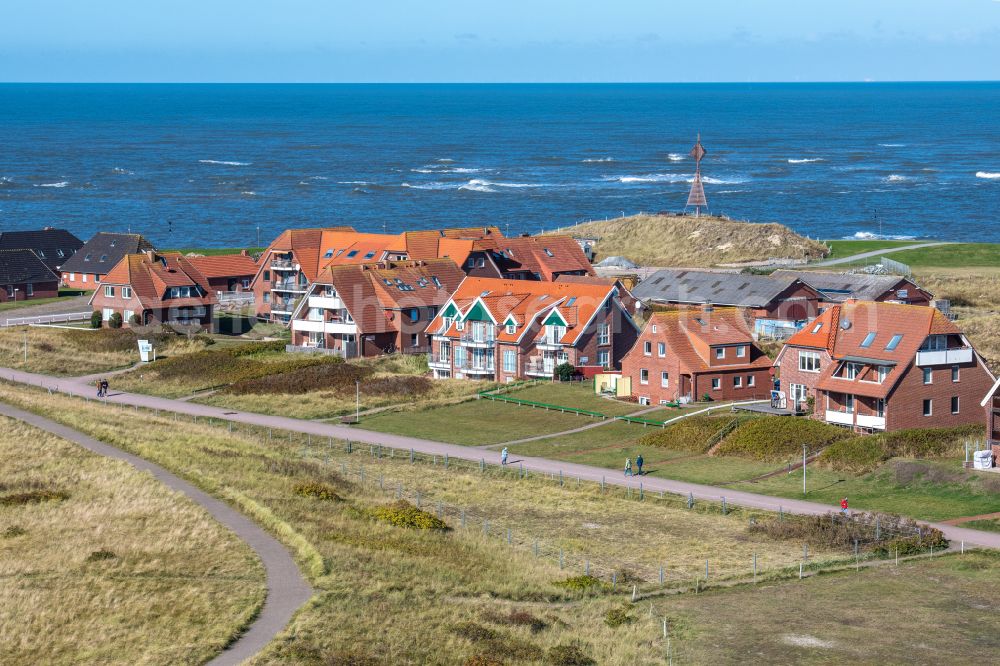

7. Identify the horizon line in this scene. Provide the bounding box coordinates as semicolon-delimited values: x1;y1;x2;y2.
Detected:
1;79;999;85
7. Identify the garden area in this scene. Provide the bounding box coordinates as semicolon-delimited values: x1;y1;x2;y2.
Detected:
2;380;977;665
0;414;265;666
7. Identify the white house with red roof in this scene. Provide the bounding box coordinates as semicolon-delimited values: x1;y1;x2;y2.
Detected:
426;276;639;382
774;300;994;432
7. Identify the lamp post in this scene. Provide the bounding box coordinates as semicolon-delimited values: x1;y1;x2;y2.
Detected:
802;444;808;495
355;379;360;423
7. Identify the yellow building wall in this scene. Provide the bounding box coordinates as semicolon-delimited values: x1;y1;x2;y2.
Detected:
593;373;630;397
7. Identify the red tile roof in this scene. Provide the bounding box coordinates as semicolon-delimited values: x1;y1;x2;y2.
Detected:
95;252;217;310
186;253;258;279
644;308;771;373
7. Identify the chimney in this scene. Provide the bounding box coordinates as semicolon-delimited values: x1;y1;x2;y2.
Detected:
701;302;714;313
240;249;249;257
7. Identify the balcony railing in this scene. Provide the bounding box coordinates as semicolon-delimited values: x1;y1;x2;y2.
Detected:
286;343;355;357
460;332;496;347
524;362;555;376
915;347;973;366
535;336;564;349
825;409;855;426
856;413;886;430
428;354;451;368
271;258;296;270
273;280;308;292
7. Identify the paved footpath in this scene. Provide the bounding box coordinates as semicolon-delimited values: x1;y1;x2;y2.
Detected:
811;241;951;266
3;366;999;550
0;397;311;666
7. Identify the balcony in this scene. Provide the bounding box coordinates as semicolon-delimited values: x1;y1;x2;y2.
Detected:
286;343;355;358
461;363;495;375
524;362;555;377
856;413;886;430
460;332;496;348
535;336;564;350
271;258;296;270
915;347;973;366
428;354;451;369
309;295;343;310
825;410;855;426
272;280;308;293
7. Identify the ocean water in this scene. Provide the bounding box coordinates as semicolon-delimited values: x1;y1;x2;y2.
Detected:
0;83;998;247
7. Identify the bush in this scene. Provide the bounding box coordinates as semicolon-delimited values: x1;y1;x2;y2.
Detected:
547;644;595;666
2;525;26;538
604;604;635;628
748;511;948;555
293;481;342;501
639;415;745;453
129;313;142;326
552;575;606;592
85;548;117;562
819;424;985;473
108;312;123;329
481;609;547;634
366;500;448;530
0;489;70;506
464;656;505;666
817;437;888;474
90;311;102;328
714;417;854;460
452;622;499;642
555;362;575;381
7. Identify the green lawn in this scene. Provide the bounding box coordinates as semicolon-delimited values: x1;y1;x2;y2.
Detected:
959;518;1000;533
823;239;931;259
503;381;645;417
358;398;596;446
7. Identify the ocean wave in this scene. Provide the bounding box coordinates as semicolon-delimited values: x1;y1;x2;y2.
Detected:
845;231;916;241
198;159;251;166
412;167;483;174
582;157;615;163
307;175;328;180
667;153;685;162
878;143;906;147
337;180;372;185
111;167;134;175
606;173;746;185
787;158;824;164
34;181;70;188
976;171;1000;180
458;181;497;193
883;174;911;183
0;176;12;184
240;191;256;196
435;158;455;163
400;181;453;191
716;189;750;194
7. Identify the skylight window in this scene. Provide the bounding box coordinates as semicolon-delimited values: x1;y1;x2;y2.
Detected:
566;297;577;306
431;276;442;288
84;253;92;262
480;290;491;297
346;250;359;258
543;248;554;257
860;332;877;348
100;254;108;262
364;251;376;259
811;322;823;334
110;240;117;247
324;249;334;258
886;334;903;351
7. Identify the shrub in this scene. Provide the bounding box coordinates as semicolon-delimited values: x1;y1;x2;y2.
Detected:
129;313;142;326
0;489;70;506
452;622;499;642
108;312;123;329
464;656;505;666
639;415;744;453
817;437;888;474
90;311;102;328
293;481;342;501
482;609;548;634
604;604;635;628
547;644;596;666
86;548;117;562
819;424;985;473
555;362;575;381
366;500;448;530
714;417;853;460
552;575;606;592
748;511;947;555
2;525;26;538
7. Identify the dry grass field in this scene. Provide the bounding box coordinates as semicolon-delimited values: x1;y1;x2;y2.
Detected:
0;416;265;666
550;214;829;266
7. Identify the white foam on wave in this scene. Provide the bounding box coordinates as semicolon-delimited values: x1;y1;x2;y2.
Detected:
976;171;1000;180
0;176;12;184
878;143;906;147
199;159;251;166
883;174;911;183
717;189;750;194
606;173;746;185
435;158;455;163
458;181;497;193
582;157;615;163
111;167;133;175
400;181;453;191
241;191;256;196
787;158;824;164
337;180;371;185
667;153;685;162
35;181;70;188
845;231;917;241
412;167;484;174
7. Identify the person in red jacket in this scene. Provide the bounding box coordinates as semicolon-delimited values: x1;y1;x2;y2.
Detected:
840;497;849;516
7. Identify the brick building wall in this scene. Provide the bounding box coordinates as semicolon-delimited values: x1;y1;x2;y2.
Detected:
885;359;993;431
775;347;834;412
1;280;59;303
61;271;102;290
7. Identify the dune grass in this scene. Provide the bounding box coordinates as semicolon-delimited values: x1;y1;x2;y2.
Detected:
0;416;265;666
0;326;210;376
551;214;829;267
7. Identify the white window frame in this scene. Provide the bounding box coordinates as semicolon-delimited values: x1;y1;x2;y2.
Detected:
711;377;721;391
799;351;821;373
657;342;666;357
844;394;855;414
598;324;610;346
951;365;960;383
733;375;742;388
643;341;652;356
640;369;649;385
26;283;33;297
715;347;725;360
123;309;134;323
502;349;516;373
104;285;115;298
661;371;669;388
122;286;132;299
597;350;610;368
506;323;516;335
951;396;960;414
923;367;933;385
747;375;755;387
102;307;114;321
736;345;746;358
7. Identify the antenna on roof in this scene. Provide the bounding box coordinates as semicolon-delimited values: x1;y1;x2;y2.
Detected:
685;133;708;217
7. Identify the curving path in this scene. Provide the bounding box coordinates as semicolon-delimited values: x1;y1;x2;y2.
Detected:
811;241;951;266
4;365;1000;550
0;399;312;666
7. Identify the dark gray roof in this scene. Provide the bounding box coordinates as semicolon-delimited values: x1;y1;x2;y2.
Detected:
594;255;639;269
771;270;922;302
0;228;83;271
0;249;60;285
632;269;804;307
60;232;156;274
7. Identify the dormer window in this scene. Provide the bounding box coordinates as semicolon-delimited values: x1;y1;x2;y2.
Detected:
57;249;65;258
84;253;92;262
506;323;516;335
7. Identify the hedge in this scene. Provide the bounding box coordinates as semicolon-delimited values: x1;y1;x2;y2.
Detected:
638;415;744;453
819;424;985;473
714;416;854;461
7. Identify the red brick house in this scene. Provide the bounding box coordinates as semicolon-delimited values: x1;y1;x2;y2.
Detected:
59;232;155;290
287;258;465;358
774;300;994;432
186;252;258;294
631;269;823;340
771;270;933;307
621;306;773;405
426;277;639;382
981;378;1000;465
88;251;217;331
0;249;60;303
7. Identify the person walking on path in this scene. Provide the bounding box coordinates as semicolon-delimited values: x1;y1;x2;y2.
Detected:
624;457;633;477
501;447;509;466
96;378;104;398
636;454;644;476
101;379;109;398
840;497;849;516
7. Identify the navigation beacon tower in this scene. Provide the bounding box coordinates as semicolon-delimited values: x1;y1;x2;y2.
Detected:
685;134;708;217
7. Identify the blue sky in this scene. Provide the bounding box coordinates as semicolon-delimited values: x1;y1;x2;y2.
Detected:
2;0;998;82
